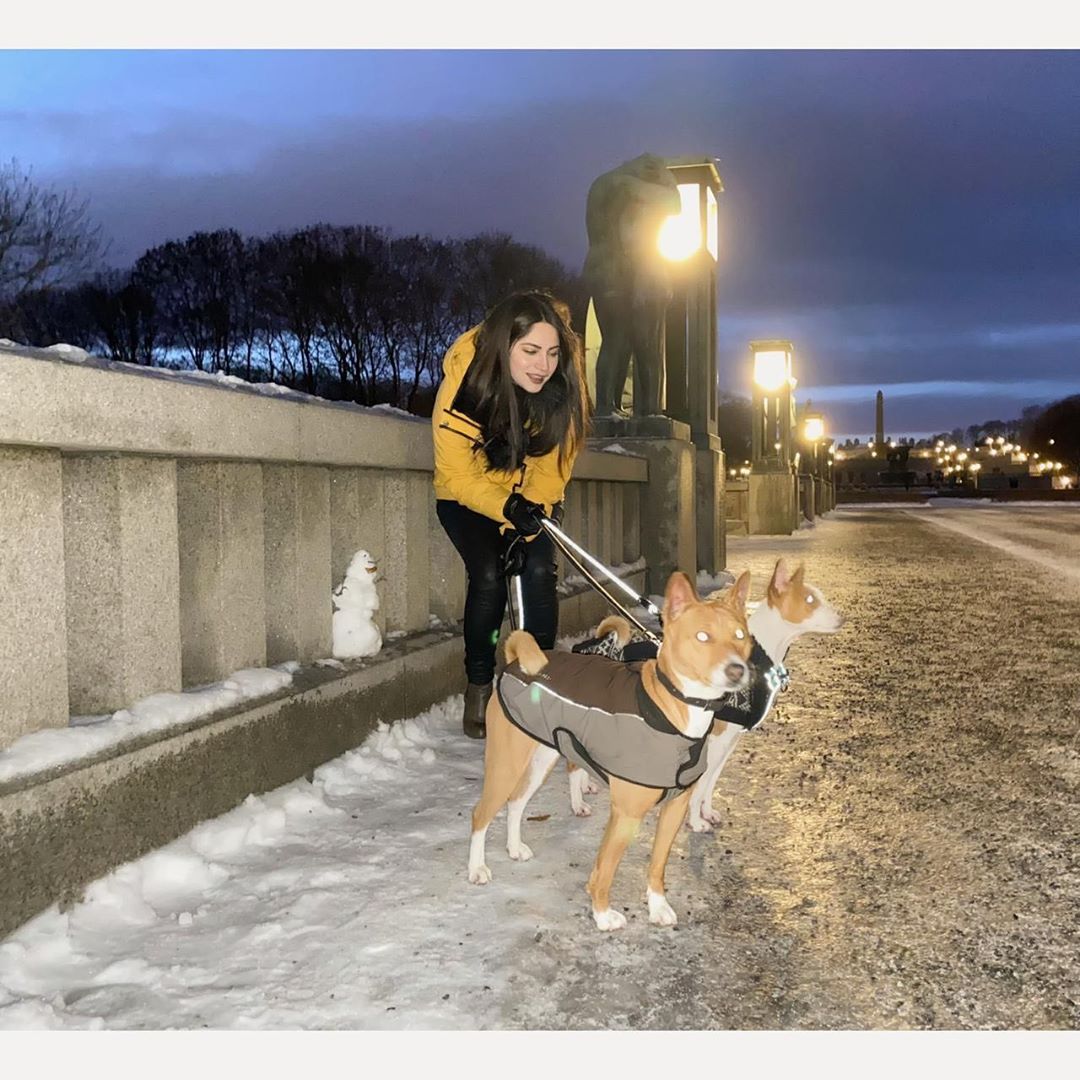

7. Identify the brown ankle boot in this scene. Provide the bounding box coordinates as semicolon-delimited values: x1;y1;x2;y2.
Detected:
463;682;492;739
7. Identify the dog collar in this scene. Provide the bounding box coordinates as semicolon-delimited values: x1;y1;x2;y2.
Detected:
656;641;789;731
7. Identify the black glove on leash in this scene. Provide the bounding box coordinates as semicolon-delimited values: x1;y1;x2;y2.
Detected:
503;493;545;536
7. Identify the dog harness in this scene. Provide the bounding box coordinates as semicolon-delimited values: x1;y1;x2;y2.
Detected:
570;635;789;733
498;651;713;800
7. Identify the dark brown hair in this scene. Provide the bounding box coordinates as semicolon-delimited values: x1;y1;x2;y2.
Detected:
457;289;589;474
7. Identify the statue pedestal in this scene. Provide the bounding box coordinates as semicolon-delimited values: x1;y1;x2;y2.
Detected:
590;415;726;580
749;468;798;535
588;416;696;595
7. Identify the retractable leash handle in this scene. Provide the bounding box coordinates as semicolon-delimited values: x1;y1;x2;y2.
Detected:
503;533;528;631
538;514;663;646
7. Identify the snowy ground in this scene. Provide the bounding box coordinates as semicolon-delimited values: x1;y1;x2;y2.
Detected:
2;505;1079;1037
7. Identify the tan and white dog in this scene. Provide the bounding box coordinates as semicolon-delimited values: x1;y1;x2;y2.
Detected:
467;570;753;931
689;558;843;830
567;559;844;829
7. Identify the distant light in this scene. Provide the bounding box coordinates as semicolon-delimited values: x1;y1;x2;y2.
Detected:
803;416;825;442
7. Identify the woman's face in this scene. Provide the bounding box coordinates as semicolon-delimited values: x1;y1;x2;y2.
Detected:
508;321;560;394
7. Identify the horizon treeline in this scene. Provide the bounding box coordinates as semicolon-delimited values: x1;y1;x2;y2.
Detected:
3;220;588;415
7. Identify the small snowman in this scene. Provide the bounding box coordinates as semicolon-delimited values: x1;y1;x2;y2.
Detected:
332;549;382;659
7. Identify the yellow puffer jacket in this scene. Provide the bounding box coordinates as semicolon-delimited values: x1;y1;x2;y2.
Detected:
432;326;576;529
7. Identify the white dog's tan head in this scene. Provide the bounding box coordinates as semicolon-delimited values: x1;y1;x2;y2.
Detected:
764;558;843;635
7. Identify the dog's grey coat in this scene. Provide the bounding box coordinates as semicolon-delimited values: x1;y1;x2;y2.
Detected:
498;652;710;797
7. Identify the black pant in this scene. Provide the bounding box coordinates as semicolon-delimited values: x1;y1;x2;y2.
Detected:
436;500;559;685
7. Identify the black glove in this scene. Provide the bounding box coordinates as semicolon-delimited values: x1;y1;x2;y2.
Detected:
503;493;545;537
550;500;565;526
500;533;528;577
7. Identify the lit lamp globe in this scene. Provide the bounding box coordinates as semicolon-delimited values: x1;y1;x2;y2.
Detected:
801;412;825;477
656;159;720;263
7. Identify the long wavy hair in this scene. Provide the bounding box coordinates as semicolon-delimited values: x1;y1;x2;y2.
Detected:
457;289;590;474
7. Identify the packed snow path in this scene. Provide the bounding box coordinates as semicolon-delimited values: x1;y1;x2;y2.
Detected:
1;506;1078;1029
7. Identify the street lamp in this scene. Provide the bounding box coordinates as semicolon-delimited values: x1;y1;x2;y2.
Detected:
659;157;723;444
750;340;797;471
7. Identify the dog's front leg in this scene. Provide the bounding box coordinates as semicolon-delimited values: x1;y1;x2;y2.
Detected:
646;789;692;926
688;726;743;832
587;780;660;931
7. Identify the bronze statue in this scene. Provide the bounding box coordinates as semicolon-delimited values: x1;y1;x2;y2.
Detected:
583;154;681;417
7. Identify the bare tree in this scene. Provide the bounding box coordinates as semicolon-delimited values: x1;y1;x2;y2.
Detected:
0;160;104;307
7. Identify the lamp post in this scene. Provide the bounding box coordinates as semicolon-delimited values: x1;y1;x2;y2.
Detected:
750;340;797;471
659;157;723;446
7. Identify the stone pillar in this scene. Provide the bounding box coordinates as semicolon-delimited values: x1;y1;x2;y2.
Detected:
63;454;182;715
429;496;465;626
585;481;601;560
0;448;68;746
607;482;623;568
622;481;641;564
177;461;267;685
382;472;430;634
748;470;797;535
695;436;726;574
562;482;586;579
798;472;816;523
590;418;696;595
263;464;333;665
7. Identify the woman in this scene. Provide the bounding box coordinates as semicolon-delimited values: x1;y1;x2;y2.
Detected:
432;290;589;738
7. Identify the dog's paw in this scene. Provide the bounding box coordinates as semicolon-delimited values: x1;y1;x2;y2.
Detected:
691;804;723;830
583;776;600;795
647;889;678;927
592;907;627;932
468;864;493;885
507;842;534;862
572;802;593;818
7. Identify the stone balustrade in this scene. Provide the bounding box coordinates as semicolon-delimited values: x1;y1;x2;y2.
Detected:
0;344;648;751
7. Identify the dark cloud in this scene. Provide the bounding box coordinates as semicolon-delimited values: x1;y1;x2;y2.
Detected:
19;50;1080;434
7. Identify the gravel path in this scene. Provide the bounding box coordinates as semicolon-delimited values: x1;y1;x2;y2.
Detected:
501;507;1080;1029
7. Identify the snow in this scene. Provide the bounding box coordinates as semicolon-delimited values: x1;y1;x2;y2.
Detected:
600;442;631;454
0;687;587;1030
43;343;90;360
331;550;383;659
0;665;298;786
835;502;933;510
370;403;426;422
903;504;1080;585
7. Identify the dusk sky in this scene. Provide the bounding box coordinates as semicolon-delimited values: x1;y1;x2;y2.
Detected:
2;47;1078;438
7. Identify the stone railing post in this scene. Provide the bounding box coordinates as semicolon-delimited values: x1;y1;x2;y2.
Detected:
62;454;182;714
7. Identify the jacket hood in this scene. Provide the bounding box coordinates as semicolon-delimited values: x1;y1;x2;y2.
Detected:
442;327;480;382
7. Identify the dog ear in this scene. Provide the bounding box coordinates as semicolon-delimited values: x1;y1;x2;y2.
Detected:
792;564;806;588
728;569;752;612
770;558;791;594
663;571;698;621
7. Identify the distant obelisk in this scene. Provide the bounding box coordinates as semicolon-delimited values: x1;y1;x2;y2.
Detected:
875;390;885;446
